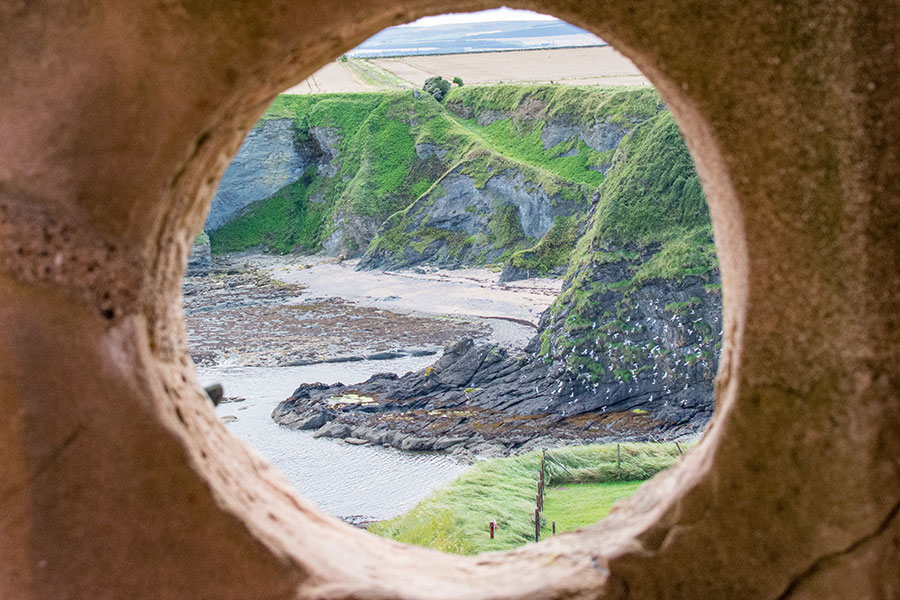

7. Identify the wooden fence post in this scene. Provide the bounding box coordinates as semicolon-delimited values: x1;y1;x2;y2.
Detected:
616;443;621;470
534;507;540;542
540;449;546;510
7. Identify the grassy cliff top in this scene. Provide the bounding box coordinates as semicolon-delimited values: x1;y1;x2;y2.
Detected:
445;84;662;125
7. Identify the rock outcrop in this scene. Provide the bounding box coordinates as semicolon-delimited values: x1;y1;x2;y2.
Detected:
205;118;319;230
357;169;586;270
187;233;212;275
273;264;719;453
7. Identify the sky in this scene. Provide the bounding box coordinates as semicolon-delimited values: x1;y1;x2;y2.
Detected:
400;8;558;28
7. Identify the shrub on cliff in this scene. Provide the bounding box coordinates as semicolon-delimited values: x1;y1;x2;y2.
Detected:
423;76;451;101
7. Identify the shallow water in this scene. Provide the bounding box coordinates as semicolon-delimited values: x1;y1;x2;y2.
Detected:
199;356;468;521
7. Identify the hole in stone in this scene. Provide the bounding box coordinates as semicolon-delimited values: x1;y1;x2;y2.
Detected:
187;8;721;553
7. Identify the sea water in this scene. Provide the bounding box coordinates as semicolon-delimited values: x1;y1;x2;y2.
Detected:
199;356;467;522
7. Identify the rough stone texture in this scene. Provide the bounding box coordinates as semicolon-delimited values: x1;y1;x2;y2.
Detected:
205;118;311;230
1;2;898;600
540;117;629;153
308;126;342;177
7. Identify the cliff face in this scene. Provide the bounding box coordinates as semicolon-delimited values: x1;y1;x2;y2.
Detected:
535;109;719;420
359;86;660;271
357;168;582;269
205;119;317;230
205;86;662;276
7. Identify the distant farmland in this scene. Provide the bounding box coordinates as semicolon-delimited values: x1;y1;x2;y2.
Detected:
285;46;650;94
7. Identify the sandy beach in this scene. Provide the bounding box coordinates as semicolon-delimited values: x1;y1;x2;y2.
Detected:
185;254;562;368
250;255;562;348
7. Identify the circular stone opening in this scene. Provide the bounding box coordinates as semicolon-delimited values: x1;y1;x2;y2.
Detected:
191;15;722;545
15;0;897;597
3;3;745;596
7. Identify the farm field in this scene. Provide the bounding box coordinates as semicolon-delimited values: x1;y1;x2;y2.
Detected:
284;46;649;94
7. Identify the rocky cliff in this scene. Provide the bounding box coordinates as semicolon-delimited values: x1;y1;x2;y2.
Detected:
205;119;317;230
187;232;212;275
357;86;660;270
205;86;662;275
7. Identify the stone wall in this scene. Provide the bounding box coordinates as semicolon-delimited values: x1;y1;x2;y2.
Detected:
1;1;898;599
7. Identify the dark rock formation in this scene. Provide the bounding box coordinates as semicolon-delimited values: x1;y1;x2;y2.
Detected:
273;263;719;454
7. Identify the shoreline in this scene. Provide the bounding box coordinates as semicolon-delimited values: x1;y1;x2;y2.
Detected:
184;254;516;368
242;253;561;351
190;252;706;461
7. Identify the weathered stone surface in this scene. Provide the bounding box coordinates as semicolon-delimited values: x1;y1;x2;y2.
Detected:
540;117;629;153
1;1;898;599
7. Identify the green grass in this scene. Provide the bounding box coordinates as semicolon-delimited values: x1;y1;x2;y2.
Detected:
541;481;643;534
369;442;682;555
508;214;581;274
445;85;662;126
450;116;606;187
592;110;708;249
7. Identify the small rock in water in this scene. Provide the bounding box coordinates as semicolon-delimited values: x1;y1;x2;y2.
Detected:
204;383;224;406
344;437;368;445
217;396;246;404
366;351;404;360
220;415;238;423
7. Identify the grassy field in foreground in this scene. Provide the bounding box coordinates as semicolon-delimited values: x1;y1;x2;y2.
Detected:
541;480;643;535
369;442;683;555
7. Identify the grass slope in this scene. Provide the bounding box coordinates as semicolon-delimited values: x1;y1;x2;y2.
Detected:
445;85;661;125
369;442;682;555
210;168;326;254
542;481;642;534
568;109;714;285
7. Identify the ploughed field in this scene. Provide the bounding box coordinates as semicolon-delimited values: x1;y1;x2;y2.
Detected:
285;46;650;94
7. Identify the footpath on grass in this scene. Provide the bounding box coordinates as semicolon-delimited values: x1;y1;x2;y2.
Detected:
369;441;687;555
